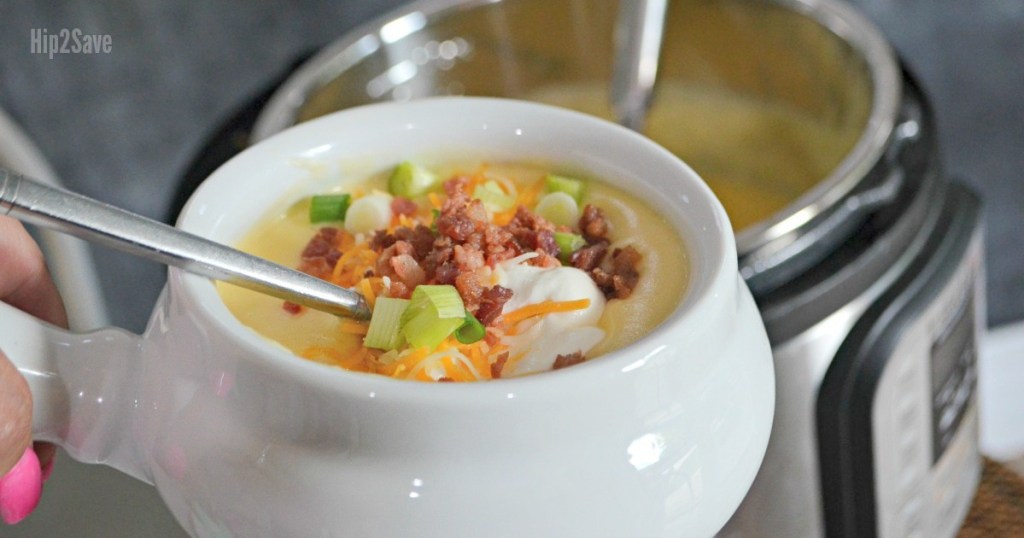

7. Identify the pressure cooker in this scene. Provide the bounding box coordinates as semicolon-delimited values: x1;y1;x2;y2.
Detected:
239;0;985;535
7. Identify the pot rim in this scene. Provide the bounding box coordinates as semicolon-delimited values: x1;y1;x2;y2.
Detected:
733;0;901;255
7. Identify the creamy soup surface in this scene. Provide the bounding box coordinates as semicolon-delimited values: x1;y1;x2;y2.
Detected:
219;161;688;381
528;82;863;231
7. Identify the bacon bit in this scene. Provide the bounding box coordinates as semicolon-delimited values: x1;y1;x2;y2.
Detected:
535;229;560;258
531;250;562;269
553;351;586;370
482;224;516;266
391;253;426;288
432;262;459;285
591;246;642;299
437;377;455;382
299;227;344;279
506;206;559;267
455;272;485;311
390;281;411;299
443;176;471;197
579;204;609;243
570;241;608;271
396;225;435;260
451;244;483;273
437;194;488;242
501;299;591;325
375;241;425;291
475;285;513;326
369;229;397;250
282;301;303;315
391;197;418;216
301;227;339;258
491;352;510;379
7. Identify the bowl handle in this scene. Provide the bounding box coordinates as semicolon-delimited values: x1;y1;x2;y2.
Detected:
0;300;151;483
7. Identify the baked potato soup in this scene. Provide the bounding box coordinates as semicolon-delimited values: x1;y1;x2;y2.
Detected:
218;161;687;381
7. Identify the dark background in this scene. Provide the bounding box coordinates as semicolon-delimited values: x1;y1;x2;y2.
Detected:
0;1;1021;535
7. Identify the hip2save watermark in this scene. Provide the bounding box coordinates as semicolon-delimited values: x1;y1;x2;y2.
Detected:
30;28;112;59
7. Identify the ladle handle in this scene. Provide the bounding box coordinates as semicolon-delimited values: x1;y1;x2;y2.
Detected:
611;0;669;131
0;168;370;319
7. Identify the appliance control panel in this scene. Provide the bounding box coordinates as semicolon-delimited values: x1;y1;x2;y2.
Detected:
931;295;976;463
871;228;983;538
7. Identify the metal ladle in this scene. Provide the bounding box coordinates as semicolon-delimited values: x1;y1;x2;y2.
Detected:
611;0;669;132
0;167;371;320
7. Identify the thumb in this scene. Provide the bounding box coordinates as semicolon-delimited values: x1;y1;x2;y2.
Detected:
0;350;32;476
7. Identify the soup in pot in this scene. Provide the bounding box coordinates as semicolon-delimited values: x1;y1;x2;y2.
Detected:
528;82;863;231
290;0;871;234
218;160;687;381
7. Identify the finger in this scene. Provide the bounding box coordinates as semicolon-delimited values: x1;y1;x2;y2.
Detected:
0;351;31;475
32;442;55;482
0;216;63;483
0;216;68;328
0;447;42;524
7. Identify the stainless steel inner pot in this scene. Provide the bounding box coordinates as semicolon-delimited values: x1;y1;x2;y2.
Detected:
252;0;904;292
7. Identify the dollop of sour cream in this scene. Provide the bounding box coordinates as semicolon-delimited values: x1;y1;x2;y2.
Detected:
494;255;607;376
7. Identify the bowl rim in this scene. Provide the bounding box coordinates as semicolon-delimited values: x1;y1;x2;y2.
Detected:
179;96;738;404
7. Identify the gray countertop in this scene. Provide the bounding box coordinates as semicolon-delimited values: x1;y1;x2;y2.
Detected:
0;1;1021;536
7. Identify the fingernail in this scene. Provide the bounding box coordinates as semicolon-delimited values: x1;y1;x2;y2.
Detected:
0;447;42;524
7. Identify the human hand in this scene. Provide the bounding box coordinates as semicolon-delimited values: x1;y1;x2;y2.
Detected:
0;215;67;524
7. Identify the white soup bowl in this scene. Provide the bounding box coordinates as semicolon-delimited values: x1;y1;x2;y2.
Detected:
1;97;773;537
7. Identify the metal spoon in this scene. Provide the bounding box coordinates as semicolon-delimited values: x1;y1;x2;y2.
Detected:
611;0;669;132
0;167;371;320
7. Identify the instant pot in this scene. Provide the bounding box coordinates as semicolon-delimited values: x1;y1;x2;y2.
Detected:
173;0;985;535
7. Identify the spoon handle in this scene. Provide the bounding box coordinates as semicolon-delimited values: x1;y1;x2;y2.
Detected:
0;168;370;320
611;0;669;132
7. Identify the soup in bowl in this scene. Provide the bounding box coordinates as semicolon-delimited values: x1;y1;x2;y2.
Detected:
218;158;689;381
2;98;773;537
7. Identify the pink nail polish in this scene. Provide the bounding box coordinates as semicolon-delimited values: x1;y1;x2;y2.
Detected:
0;447;42;525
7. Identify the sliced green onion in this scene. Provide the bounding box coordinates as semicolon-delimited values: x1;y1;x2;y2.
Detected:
363;297;409;350
400;285;466;350
405;285;465;320
472;180;515;212
554;232;587;261
401;311;464;350
455;311;486;344
534;191;580;227
344;193;392;235
309;193;351;223
544;174;586;203
388;161;437;197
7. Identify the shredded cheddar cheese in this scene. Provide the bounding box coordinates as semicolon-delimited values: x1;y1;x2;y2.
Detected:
501;299;591;325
